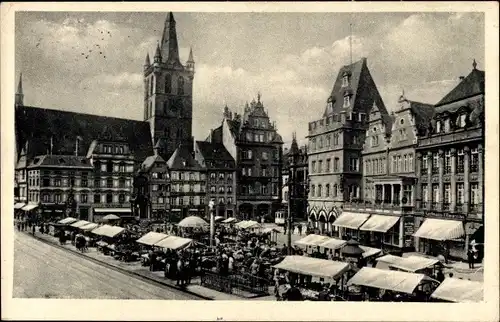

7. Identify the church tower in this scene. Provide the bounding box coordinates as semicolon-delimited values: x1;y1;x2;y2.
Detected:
15;73;24;107
143;12;195;159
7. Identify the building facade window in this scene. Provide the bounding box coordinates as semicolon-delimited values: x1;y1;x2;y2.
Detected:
311;185;315;197
456;183;464;205
470;148;479;172
470;183;479;205
432;153;439;175
444;150;451;174
456;149;465;173
422;184;428;206
443;184;451;209
349;158;359;172
325;184;330;197
432;184;439;209
94;194;100;203
317;185;322;197
119;194;125;204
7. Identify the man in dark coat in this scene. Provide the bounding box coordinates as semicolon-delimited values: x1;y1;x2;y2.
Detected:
467;249;475;269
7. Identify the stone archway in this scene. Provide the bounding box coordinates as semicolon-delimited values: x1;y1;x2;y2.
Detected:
318;211;327;234
308;210;317;228
328;211;338;236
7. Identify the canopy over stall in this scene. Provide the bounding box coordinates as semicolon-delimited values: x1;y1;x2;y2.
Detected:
347;267;438;294
319;238;347;250
222;217;237;224
14;203;26;209
332;212;370;229
58;217;78;225
377;255;440;272
21;204;39;211
214;216;224;222
294;234;331;247
70;220;91;228
273;255;351;279
430;278;483;303
102;214;120;221
177;216;209;228
359;246;382;259
413;218;465;241
136;232;169;246
359;215;400;233
236;220;262;230
80;223;99;231
262;227;281;234
154;236;193;250
92;224;125;238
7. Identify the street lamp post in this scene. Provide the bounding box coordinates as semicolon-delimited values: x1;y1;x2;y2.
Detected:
287;165;294;255
209;199;215;247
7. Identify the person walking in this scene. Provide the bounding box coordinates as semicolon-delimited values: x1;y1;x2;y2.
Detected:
32;223;36;236
467;249;475;269
298;224;302;236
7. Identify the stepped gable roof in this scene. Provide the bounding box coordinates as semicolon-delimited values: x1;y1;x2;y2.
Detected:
167;144;202;169
436;68;484;107
196;141;235;167
15;106;153;163
27;154;93;169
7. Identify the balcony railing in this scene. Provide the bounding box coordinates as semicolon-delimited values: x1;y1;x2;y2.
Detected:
416;201;483;215
343;199;413;211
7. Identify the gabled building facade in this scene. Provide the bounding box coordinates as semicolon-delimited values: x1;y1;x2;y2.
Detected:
194;141;237;218
344;93;434;252
413;60;485;261
307;58;390;235
208;98;284;220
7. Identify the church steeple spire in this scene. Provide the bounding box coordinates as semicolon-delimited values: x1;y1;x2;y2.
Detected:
144;52;151;68
160;12;181;65
15;72;24;106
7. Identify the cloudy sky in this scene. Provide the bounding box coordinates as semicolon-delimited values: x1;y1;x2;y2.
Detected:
15;11;484;146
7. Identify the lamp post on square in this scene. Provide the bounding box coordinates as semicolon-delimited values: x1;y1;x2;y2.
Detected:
209;199;215;247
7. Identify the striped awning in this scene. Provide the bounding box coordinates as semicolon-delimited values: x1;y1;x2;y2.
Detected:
413;218;465;241
332;212;370;230
360;215;400;233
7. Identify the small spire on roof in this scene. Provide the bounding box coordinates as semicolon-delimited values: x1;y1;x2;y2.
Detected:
187;46;194;62
144;52;151;66
472;59;477;70
257;92;261;103
154;41;162;62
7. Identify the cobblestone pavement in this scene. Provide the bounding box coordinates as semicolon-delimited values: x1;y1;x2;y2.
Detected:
13;231;200;300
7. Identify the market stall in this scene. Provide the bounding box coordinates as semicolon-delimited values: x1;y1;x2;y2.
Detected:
376;255;441;274
222;217;237;224
294;234;332;256
154;235;194;251
347;266;439;301
430;278;483;303
236;220;262;232
58;217;78;225
70;220;91;229
273;255;352;300
136;231;170;267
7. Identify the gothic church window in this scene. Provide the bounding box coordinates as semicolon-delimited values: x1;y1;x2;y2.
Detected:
177;76;185;95
165;75;172;94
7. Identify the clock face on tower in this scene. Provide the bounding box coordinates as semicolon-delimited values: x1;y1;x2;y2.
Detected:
164;97;183;117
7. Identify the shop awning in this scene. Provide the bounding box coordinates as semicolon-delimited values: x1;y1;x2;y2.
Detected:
58;217;78;225
21;204;39;211
359;246;382;259
294;234;331;247
136;232;170;246
360;215;400;233
14;203;26;209
332;212;370;229
376;255;440;272
70;220;91;228
154;236;193;250
347;267;438;294
413;218;465;241
273;255;351;279
319;238;347;250
94;208;132;213
262;227;281;234
431;278;483;303
80;223;99;231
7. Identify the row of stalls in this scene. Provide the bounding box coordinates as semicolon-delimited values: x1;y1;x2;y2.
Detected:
272;255;484;302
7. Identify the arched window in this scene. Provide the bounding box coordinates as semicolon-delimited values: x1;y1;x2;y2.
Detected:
325;184;330;197
311;185;315;197
165;75;172;94
318;185;322;197
177;76;185;95
333;184;337;197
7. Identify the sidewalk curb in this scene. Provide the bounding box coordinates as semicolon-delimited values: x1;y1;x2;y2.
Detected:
26;233;213;300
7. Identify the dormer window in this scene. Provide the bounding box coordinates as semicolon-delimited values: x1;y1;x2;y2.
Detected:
343;95;351;108
457;113;467;128
444;119;451;132
436;121;442;133
342;73;350;87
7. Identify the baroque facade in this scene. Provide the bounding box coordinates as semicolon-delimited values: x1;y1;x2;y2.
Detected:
413;61;484;261
209;99;284;220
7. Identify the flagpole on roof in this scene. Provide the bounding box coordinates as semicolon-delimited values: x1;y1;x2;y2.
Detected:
50;136;53;155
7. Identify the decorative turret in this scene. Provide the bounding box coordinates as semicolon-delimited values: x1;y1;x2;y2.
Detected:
154;42;162;63
186;47;195;72
472;58;477;70
15;73;24;107
144;52;151;69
